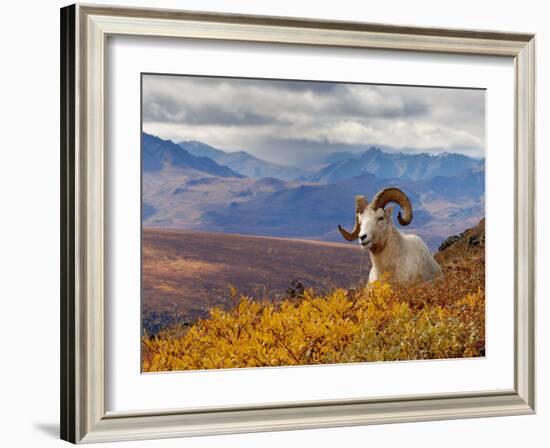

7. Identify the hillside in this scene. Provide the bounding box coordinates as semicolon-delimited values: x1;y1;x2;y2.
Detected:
142;174;298;228
142;219;486;371
435;218;485;263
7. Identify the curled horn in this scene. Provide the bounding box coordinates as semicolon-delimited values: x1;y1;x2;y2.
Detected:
370;187;413;226
338;195;368;241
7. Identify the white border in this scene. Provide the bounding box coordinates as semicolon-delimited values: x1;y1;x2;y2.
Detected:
105;35;515;413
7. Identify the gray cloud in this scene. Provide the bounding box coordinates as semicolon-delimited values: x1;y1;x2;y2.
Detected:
142;74;485;165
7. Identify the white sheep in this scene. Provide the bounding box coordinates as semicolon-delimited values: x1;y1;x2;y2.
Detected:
338;187;442;284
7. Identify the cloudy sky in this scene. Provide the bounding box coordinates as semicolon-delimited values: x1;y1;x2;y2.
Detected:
142;74;485;166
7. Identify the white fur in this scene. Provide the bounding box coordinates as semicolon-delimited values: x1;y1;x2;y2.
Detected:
357;206;442;284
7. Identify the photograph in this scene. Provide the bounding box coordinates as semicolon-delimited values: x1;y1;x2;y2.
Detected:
140;75;486;372
54;2;538;444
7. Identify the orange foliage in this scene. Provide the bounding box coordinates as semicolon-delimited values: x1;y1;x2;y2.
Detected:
142;250;484;372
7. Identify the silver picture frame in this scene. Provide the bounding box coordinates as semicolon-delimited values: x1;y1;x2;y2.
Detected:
60;3;536;444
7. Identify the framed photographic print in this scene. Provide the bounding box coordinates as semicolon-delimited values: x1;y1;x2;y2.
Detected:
60;3;536;444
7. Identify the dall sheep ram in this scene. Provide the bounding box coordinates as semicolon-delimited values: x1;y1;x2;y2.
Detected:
338;187;442;284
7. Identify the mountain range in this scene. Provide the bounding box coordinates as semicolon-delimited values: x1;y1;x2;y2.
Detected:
200;170;483;250
142;133;485;250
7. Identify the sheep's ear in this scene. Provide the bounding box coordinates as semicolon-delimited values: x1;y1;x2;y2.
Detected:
385;206;394;220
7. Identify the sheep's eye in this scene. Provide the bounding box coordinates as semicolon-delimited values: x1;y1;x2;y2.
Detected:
377;216;384;221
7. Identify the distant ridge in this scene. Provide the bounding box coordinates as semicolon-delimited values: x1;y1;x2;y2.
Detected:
179;140;311;181
307;146;483;184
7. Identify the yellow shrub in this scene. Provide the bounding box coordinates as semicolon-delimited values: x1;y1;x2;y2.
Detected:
142;256;485;372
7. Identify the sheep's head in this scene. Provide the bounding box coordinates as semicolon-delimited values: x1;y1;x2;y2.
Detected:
337;188;413;251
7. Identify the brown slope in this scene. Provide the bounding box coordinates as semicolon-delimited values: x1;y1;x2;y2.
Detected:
142;229;369;331
435;218;485;264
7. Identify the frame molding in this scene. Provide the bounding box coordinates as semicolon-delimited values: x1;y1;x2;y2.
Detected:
60;3;536;443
